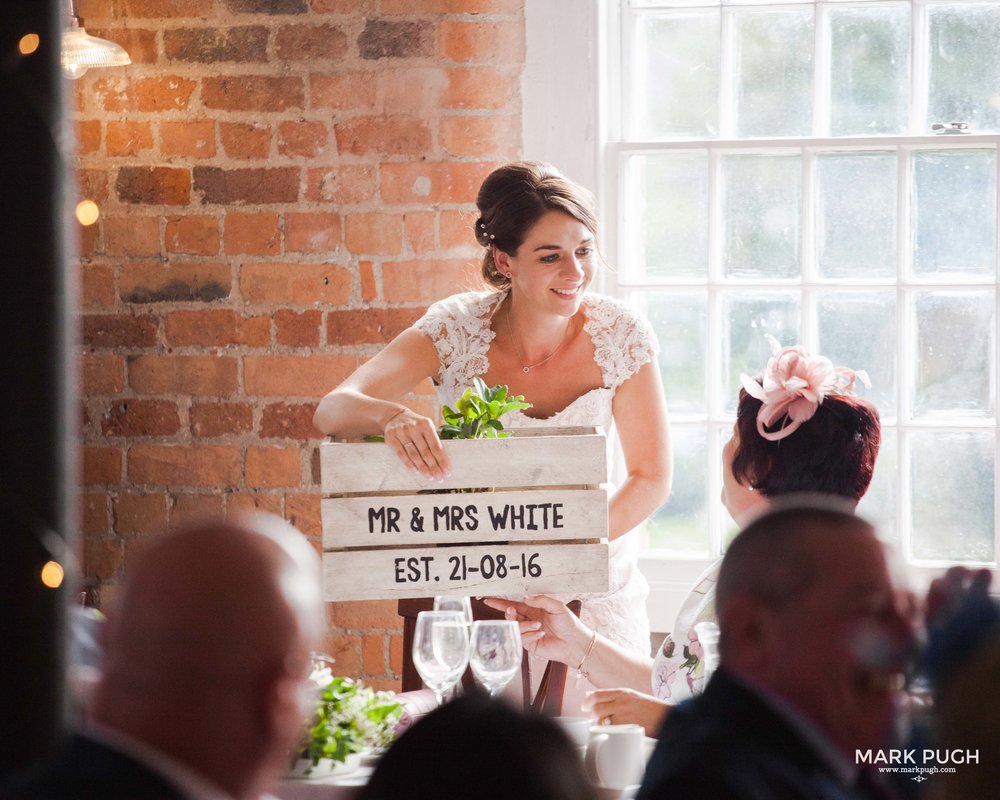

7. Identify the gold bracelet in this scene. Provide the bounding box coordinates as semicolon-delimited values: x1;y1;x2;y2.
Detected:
576;631;598;680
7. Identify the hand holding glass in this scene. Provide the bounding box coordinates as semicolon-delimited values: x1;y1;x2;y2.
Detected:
469;620;522;696
412;610;470;705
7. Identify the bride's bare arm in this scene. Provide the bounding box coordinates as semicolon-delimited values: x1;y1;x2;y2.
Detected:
608;359;672;540
312;327;448;478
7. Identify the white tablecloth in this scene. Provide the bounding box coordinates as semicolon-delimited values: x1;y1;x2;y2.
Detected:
267;765;373;800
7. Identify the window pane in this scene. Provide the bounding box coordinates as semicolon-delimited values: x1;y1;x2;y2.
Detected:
912;291;996;418
815;290;897;418
632;12;720;139
612;1;1000;573
722;291;801;414
816;152;897;279
858;428;897;544
722;154;801;278
626;153;709;281
639;290;708;415
733;8;813;137
645;427;709;555
829;5;910;136
910;431;996;563
927;3;1000;133
912;149;998;278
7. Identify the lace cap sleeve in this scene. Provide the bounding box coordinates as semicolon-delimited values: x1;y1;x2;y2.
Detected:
412;291;499;389
584;294;660;390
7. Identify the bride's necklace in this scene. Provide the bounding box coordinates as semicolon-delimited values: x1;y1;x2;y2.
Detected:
504;304;573;373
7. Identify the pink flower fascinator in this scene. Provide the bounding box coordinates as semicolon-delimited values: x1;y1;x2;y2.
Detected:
740;335;871;442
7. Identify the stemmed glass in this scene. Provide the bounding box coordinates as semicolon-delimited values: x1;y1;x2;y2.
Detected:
432;596;474;700
469;620;522;697
433;595;474;631
412;610;470;705
694;621;721;690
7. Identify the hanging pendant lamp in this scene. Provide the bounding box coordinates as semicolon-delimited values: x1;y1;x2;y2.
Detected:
60;0;130;79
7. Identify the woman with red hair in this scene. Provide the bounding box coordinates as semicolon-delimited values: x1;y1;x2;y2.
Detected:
488;336;880;733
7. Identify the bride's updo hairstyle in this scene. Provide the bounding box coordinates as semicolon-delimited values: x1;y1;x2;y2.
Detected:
731;389;881;504
474;161;599;289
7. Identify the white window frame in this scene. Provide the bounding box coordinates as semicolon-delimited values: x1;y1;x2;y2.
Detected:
524;0;1000;632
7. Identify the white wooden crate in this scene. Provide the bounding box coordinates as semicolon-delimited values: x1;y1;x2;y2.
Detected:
320;427;610;601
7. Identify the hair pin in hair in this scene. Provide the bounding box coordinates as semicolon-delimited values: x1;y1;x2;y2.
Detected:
740;335;870;442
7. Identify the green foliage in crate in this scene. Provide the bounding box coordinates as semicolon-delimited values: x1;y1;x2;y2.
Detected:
439;378;531;440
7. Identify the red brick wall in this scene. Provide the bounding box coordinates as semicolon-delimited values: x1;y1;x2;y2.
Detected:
73;0;524;689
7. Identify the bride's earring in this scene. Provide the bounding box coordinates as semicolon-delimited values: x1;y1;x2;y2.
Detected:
495;247;513;280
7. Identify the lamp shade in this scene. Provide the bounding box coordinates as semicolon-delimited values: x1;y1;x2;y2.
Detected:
60;22;130;79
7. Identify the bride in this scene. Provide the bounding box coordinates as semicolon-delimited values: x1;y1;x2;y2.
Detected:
314;161;673;710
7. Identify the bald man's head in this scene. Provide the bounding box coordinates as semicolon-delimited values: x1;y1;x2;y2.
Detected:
86;514;325;800
99;514;323;696
715;498;911;755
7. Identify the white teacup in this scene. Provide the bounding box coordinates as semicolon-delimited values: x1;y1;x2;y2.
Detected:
643;736;657;763
585;723;646;789
553;715;592;748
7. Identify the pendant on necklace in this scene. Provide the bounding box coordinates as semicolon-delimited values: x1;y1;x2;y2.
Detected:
522;366;530;373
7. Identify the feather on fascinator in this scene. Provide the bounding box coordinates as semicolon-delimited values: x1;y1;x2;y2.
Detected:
740;335;871;442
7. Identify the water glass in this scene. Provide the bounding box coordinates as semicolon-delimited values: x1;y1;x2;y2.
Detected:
694;620;721;688
469;619;521;696
412;610;470;705
433;595;473;631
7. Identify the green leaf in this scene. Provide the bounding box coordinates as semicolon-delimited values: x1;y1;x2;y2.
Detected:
498;400;531;415
433;382;533;441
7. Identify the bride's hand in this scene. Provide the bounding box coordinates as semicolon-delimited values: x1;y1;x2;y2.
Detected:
382;407;449;480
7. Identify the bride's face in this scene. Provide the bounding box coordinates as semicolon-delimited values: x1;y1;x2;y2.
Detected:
721;425;769;526
494;210;596;316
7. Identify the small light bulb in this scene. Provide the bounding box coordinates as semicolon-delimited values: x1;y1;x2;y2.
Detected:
41;560;64;589
76;199;100;226
19;33;40;56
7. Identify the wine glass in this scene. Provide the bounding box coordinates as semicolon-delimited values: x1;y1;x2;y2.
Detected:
469;620;522;697
432;597;474;700
694;621;720;690
412;610;470;705
433;595;474;632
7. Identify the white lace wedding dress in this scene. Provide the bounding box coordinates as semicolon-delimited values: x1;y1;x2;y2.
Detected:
414;289;659;710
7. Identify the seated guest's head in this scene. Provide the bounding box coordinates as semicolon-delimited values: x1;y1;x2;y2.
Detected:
716;501;912;756
724;336;880;525
91;513;324;799
360;691;597;800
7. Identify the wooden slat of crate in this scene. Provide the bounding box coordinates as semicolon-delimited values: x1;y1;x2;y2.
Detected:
322;543;609;601
322;487;608;548
320;428;606;495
